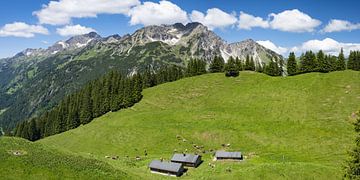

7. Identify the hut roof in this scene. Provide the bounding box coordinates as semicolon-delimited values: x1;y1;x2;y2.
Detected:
171;153;201;164
215;151;242;158
149;160;183;173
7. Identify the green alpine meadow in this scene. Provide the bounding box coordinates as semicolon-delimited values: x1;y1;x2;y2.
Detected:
1;0;360;179
2;71;360;179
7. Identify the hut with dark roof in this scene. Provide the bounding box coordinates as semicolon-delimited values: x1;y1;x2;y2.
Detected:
148;160;184;177
171;153;202;167
215;151;243;160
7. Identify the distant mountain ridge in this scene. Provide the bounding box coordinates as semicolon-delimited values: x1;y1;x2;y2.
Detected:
0;22;283;131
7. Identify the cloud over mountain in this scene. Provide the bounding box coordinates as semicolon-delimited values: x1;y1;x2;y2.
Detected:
190;8;237;30
322;19;360;33
56;24;96;36
128;0;189;26
293;38;360;56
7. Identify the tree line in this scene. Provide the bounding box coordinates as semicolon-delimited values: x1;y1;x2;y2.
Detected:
209;49;360;78
209;55;284;77
14;65;185;141
287;49;360;76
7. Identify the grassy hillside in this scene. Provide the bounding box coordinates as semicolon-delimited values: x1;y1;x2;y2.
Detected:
0;137;130;179
39;71;360;179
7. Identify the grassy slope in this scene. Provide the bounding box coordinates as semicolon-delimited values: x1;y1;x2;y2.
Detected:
39;71;360;179
0;137;130;179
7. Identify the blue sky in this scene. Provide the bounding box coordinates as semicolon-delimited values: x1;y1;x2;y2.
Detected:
0;0;360;58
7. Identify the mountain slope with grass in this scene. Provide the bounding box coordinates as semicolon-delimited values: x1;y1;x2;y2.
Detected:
37;70;360;179
0;137;131;179
0;23;283;131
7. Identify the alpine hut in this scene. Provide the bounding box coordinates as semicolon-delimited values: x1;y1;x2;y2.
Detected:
215;151;243;161
171;153;202;167
148;160;184;177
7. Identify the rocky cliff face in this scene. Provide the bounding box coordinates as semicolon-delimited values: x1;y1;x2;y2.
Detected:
101;22;281;64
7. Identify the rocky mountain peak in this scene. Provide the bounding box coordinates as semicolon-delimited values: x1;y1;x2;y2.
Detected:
103;34;122;43
65;32;101;47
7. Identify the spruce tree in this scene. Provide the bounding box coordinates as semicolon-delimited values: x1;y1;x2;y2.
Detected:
317;50;331;72
132;74;143;103
245;54;250;70
356;51;360;71
28;119;38;141
235;57;243;71
15;122;24;137
337;48;346;71
225;56;239;77
256;62;264;73
348;51;360;71
250;56;256;71
209;56;225;73
265;58;281;76
300;51;317;73
348;51;355;70
20;122;29;140
80;84;93;125
287;52;297;75
327;55;337;72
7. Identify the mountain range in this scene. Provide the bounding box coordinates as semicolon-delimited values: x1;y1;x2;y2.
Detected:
0;22;283;131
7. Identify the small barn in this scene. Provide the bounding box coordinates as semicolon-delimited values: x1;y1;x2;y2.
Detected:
215;151;243;160
149;160;184;177
171;153;202;167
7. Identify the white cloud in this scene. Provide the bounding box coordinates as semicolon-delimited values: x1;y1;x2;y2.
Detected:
190;8;237;30
322;19;360;33
34;0;140;25
56;24;96;36
257;40;288;55
269;9;321;32
0;22;49;38
293;38;360;56
128;0;189;26
238;11;269;30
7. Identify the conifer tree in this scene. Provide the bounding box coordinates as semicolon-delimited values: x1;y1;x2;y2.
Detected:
28;119;38;141
337;48;346;71
20;122;29;140
15;122;24;137
326;55;337;72
245;54;250;70
287;52;297;75
300;51;318;73
348;51;355;70
317;50;330;72
80;84;93;125
209;56;225;73
255;62;264;73
235;57;243;71
250;56;256;71
348;51;360;71
225;56;239;77
265;58;281;76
